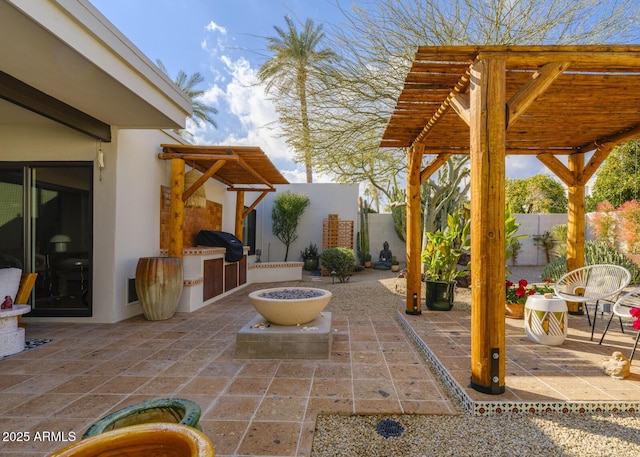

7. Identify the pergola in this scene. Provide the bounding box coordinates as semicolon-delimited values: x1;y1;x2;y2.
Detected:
159;144;289;258
381;45;640;394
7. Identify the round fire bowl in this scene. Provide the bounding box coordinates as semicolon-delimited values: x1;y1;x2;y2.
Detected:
248;287;332;326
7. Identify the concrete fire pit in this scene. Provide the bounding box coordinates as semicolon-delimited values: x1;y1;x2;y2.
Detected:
248;287;332;326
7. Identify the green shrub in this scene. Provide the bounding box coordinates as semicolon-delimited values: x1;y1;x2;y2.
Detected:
320;248;355;283
541;240;640;284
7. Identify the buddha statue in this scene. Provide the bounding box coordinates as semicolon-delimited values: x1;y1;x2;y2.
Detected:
373;241;392;270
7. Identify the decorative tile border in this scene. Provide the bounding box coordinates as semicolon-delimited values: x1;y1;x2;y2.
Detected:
397;311;640;416
159;247;225;256
248;262;303;269
183;277;203;286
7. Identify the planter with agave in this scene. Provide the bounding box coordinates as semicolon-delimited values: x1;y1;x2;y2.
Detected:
421;212;470;311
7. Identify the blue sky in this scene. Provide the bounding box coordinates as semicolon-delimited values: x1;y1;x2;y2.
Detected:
89;0;351;183
88;0;564;185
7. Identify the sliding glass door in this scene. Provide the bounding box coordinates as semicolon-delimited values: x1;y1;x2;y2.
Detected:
0;163;92;317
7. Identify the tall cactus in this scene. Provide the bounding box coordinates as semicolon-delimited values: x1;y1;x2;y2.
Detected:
357;197;370;264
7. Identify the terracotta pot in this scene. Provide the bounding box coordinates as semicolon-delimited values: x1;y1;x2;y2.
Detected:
50;423;214;457
391;264;400;272
505;302;525;319
135;257;183;321
364;261;372;268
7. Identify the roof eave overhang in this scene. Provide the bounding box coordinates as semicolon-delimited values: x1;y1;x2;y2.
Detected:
1;0;192;130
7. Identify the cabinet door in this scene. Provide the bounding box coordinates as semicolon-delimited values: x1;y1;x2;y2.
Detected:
203;258;223;300
238;255;247;286
225;262;237;292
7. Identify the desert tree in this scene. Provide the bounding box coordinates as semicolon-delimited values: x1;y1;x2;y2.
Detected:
271;191;310;261
308;0;640;205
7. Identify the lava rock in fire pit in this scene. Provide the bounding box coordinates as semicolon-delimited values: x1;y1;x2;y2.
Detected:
258;289;323;300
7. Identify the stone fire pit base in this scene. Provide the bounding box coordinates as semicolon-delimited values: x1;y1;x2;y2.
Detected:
235;312;332;359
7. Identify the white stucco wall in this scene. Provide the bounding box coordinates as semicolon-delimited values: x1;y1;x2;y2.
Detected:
0;123;115;323
113;130;231;322
251;183;359;263
4;125;233;323
368;213;406;263
510;213;568;266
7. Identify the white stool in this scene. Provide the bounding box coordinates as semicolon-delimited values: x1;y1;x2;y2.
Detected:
0;305;31;357
525;294;568;345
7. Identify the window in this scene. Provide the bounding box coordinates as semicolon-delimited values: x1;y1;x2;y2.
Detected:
242;208;256;255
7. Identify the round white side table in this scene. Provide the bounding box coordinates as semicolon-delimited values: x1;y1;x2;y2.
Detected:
524;294;568;345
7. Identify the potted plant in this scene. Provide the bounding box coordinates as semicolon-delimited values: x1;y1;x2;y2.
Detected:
505;278;554;319
391;256;400;272
300;243;319;271
364;254;372;268
421;211;470;311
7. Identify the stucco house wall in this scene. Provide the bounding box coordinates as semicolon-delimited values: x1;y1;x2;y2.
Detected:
251;183;359;263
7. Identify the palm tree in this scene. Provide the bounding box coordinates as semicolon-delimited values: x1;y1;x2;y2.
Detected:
259;16;336;183
156;60;217;139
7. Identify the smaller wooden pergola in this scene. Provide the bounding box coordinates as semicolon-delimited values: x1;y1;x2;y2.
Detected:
381;45;640;394
159;144;289;258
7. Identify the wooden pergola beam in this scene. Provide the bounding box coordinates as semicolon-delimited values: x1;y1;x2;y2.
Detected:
414;67;472;144
449;93;470;126
242;191;271;219
420;153;453;184
227;187;275;192
506;62;570;128
182;160;226;202
579;124;640;155
158;152;239;162
237;156;273;188
536;153;575;187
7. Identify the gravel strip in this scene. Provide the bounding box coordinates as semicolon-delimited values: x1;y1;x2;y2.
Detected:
312;413;640;456
302;267;640;457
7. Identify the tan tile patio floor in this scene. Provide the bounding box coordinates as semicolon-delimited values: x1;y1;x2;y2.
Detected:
2;270;640;456
400;302;640;415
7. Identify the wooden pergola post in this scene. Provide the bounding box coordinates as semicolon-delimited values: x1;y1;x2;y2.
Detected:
169;158;185;259
566;152;586;313
469;58;506;394
235;190;245;240
406;143;424;314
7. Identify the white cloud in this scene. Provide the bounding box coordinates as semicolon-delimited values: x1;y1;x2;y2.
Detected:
186;21;329;184
205;21;227;35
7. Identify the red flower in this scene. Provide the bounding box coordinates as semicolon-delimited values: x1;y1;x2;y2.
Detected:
518;279;528;288
515;286;526;298
631;308;640;330
506;280;514;288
